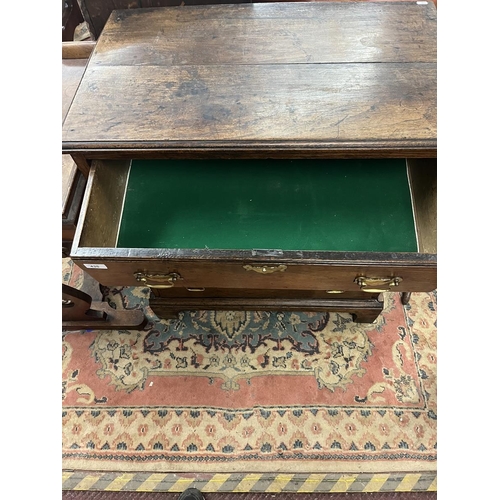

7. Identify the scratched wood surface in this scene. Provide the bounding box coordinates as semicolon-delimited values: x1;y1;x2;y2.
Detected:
62;2;437;158
77;0;437;41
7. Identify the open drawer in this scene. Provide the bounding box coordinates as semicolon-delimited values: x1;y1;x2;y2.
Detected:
71;158;436;306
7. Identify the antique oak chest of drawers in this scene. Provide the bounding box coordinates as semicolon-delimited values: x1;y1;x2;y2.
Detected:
63;2;437;323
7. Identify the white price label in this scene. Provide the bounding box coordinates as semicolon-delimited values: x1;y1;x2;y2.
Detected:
84;263;108;269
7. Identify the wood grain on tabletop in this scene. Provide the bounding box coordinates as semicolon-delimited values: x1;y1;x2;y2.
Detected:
62;1;437;158
76;0;437;40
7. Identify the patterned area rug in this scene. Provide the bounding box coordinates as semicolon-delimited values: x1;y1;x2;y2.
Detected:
62;260;437;473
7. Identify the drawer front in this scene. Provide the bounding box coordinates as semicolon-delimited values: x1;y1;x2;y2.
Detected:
71;158;436;294
71;257;436;293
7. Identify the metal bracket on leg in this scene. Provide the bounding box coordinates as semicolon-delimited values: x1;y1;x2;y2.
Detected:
62;284;147;330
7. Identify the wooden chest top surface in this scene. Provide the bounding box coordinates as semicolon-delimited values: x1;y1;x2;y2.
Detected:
62;1;437;158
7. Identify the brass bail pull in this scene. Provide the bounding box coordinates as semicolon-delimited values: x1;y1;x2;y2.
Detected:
355;276;402;293
243;264;287;274
134;271;181;288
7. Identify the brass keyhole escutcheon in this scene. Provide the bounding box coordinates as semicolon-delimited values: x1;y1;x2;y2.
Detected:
134;271;182;289
243;264;287;274
354;276;402;293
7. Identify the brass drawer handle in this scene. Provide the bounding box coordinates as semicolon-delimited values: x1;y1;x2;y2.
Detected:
355;276;402;293
134;272;182;289
243;264;287;274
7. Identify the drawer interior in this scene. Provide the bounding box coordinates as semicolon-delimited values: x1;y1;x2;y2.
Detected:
77;158;436;254
120;159;417;252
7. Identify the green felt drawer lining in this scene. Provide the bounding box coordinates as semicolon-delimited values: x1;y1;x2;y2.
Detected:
116;159;418;252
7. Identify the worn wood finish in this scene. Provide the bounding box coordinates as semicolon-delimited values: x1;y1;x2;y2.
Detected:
68;147;436;160
62;59;87;123
62;2;437;159
149;296;384;323
77;0;252;39
94;3;436;66
69;255;436;292
63;61;436;151
76;0;434;46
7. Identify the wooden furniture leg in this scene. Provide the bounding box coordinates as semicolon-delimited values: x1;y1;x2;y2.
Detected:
62;284;147;330
401;292;412;305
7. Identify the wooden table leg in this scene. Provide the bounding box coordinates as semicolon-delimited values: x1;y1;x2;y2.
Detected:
401;292;412;305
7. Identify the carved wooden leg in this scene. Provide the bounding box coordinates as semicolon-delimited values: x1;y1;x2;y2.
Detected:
401;292;412;305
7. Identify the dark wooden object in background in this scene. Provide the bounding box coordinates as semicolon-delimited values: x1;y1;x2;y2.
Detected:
63;0;84;41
